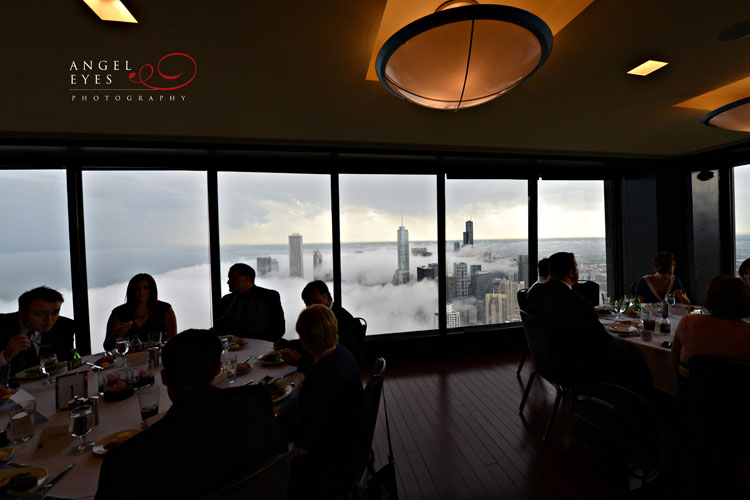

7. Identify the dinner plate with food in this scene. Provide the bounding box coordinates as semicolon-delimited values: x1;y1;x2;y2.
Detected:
92;429;140;457
236;362;252;376
15;362;67;380
0;466;47;492
259;351;284;367
265;381;293;404
229;338;248;351
593;306;613;315
605;323;638;334
94;354;117;369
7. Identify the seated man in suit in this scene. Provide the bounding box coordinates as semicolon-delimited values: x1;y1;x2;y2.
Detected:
217;263;285;342
0;286;74;376
526;252;620;386
95;329;287;500
275;280;360;372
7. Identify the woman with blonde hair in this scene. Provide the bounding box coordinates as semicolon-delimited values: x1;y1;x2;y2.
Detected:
287;304;363;499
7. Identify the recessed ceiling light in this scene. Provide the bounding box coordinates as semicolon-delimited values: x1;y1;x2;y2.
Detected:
82;0;138;23
627;60;668;76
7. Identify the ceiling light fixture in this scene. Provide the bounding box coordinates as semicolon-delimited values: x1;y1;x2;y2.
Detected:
701;97;750;133
627;60;668;76
82;0;138;23
375;3;553;111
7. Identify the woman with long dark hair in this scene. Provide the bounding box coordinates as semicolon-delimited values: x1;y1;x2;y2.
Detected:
103;273;177;351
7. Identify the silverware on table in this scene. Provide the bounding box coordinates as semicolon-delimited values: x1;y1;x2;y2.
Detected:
33;463;74;497
83;362;103;372
8;489;76;500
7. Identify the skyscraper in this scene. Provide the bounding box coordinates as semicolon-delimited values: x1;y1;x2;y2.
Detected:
393;220;410;285
463;219;473;246
454;262;469;298
313;249;323;280
289;233;303;278
435;305;461;329
518;254;529;286
257;256;274;277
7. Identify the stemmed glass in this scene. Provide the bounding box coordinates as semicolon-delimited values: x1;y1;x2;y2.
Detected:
615;298;627;322
666;293;676;307
624;295;634;311
39;353;58;385
69;405;95;455
115;337;130;365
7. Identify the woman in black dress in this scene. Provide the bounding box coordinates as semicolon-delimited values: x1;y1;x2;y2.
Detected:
103;273;177;351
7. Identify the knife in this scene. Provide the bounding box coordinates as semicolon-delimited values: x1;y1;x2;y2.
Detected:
33;463;74;497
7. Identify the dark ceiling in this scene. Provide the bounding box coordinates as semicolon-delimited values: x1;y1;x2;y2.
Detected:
1;0;750;159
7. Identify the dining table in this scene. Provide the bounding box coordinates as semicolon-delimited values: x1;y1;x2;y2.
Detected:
0;338;301;500
597;307;696;396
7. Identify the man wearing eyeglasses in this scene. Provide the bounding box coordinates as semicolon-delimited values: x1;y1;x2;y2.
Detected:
0;286;75;376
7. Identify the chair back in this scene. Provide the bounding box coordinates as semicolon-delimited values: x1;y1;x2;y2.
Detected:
519;310;573;387
206;451;291;500
688;355;750;447
516;289;528;312
354;357;386;484
573;280;599;306
351;317;368;365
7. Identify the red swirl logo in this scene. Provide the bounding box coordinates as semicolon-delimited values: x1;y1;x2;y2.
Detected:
129;53;197;90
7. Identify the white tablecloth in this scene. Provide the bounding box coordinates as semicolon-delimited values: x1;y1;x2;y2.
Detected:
600;313;682;396
1;339;299;499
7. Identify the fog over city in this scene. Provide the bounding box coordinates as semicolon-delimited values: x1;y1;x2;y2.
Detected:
0;168;636;351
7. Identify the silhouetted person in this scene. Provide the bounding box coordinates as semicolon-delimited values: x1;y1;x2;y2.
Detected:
217;263;285;341
96;329;287;500
0;286;74;376
528;257;550;292
104;273;177;351
285;305;363;499
275;280;357;372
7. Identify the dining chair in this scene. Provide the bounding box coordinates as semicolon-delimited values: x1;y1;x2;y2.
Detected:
686;355;750;495
571;382;661;488
205;450;291;500
573;280;599;307
515;289;529;377
351;317;368;366
519;310;579;443
354;357;386;486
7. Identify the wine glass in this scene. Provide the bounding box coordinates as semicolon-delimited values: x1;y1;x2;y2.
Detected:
115;337;130;365
69;405;95;455
666;293;676;307
39;353;58;385
624;294;634;311
615;298;627;321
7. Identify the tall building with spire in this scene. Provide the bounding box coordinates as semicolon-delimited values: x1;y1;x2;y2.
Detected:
393;218;410;285
463;217;473;246
313;248;323;280
289;233;303;278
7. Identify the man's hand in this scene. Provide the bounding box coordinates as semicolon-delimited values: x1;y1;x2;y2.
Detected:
280;349;301;367
4;334;31;360
273;338;289;350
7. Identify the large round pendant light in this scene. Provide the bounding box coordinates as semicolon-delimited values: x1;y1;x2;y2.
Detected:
375;3;553;111
701;97;750;133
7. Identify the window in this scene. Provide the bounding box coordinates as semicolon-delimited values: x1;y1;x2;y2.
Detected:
339;174;438;335
218;172;332;338
538;180;607;302
0;170;73;317
445;179;528;326
735;164;750;274
82;171;211;351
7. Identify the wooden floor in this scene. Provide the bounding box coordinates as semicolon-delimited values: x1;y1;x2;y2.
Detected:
366;347;688;500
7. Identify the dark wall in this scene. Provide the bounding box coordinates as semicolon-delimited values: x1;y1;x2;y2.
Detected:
620;176;658;293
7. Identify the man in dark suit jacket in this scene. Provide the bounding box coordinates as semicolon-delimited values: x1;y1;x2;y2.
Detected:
217;263;285;342
0;286;74;376
95;329;287;500
275;280;361;373
526;252;619;385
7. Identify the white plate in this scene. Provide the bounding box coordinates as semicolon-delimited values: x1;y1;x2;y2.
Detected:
259;351;284;366
92;429;140;457
606;324;638;333
0;466;47;489
270;383;293;404
15;362;66;380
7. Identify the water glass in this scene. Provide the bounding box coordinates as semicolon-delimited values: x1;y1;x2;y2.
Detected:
10;400;36;443
69;404;94;455
147;331;163;346
40;353;58;385
137;385;160;426
666;294;676;307
615;298;626;321
222;353;237;384
115;337;130;365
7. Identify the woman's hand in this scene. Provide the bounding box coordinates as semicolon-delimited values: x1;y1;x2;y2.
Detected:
674;289;690;304
113;320;133;337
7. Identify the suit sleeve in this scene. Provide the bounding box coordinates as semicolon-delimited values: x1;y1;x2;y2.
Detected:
269;291;285;341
